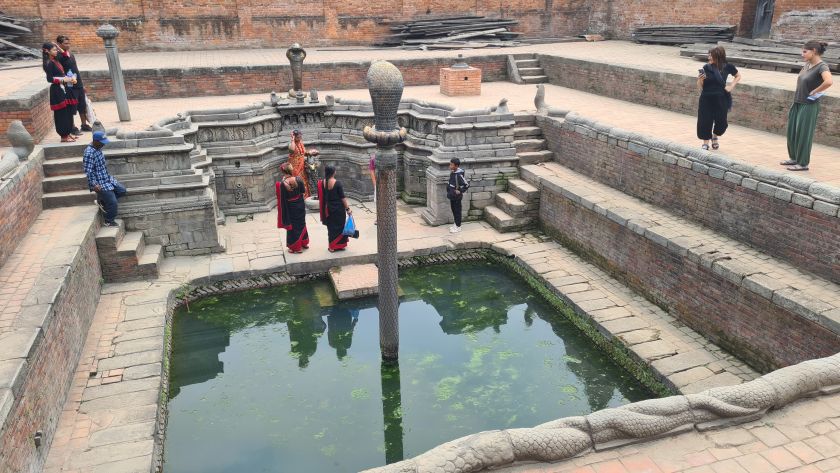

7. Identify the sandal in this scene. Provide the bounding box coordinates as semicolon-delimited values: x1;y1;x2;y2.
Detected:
788;165;809;171
701;144;710;150
780;160;797;165
711;137;719;150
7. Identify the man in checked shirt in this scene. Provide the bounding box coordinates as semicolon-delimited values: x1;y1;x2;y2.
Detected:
83;131;126;226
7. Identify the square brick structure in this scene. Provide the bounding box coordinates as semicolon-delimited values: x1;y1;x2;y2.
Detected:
440;66;482;96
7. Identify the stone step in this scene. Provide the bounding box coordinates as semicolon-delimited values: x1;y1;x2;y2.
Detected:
43;156;83;177
136;244;163;276
518;67;545;76
517;150;554;165
513;112;536;127
42;173;87;193
42;190;95;209
508;178;540;203
521;75;549;84
524;161;840;370
513;138;547;153
515;59;539;68
513;126;543;140
512;53;537;60
116;231;145;259
95;219;126;250
495;192;528;216
484;205;533;233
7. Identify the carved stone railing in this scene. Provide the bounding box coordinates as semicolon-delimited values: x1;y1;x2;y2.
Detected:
363;352;840;472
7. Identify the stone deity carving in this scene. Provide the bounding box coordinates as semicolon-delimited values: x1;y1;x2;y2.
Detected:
286;43;307;100
1;121;35;178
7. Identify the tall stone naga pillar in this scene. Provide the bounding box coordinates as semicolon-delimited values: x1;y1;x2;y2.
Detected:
96;24;131;121
286;43;306;102
364;61;407;361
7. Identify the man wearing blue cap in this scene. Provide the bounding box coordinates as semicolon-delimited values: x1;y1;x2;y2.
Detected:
83;131;126;226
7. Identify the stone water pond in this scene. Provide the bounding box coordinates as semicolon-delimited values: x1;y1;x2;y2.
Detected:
164;260;654;472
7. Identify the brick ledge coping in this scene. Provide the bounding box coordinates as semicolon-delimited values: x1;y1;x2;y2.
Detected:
556;112;840;215
363;352;840;473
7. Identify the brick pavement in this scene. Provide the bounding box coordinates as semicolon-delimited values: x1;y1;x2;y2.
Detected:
0;41;802;98
502;390;840;473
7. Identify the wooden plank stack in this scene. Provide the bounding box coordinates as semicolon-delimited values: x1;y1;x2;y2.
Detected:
680;38;840;73
0;13;39;63
632;25;736;45
377;15;521;49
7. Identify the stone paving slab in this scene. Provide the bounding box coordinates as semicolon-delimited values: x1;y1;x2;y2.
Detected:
43;201;760;473
330;263;379;300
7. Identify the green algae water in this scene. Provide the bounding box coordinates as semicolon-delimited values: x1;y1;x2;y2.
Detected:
164;261;652;473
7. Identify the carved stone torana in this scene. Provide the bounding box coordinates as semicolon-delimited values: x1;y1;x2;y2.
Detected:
286;43;307;96
362;352;840;473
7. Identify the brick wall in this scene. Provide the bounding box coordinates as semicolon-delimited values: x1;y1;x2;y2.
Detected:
81;56;507;100
539;54;840;148
3;0;596;52
0;223;101;473
0;90;53;147
596;0;750;38
0;150;44;268
771;2;840;43
539;189;840;372
540;119;840;284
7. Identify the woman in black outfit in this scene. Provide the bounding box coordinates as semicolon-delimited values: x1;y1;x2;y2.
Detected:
318;165;352;252
276;162;310;253
42;42;76;142
696;46;741;150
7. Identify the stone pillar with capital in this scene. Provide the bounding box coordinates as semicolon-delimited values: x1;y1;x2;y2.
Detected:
364;60;407;361
96;24;131;122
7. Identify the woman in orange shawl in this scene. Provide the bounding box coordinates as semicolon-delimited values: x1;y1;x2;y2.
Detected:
287;129;318;197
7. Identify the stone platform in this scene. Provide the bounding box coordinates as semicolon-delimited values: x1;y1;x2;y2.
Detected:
329;263;379;300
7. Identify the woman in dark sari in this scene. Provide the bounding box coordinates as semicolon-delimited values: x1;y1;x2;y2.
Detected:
276;162;309;253
318;165;352;252
42;42;77;142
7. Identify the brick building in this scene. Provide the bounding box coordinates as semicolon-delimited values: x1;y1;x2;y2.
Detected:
2;0;837;52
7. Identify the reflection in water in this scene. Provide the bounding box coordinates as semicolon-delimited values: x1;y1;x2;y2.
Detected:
165;261;654;473
381;360;404;464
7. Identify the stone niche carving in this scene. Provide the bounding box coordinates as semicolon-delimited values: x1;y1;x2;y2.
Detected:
234;183;249;205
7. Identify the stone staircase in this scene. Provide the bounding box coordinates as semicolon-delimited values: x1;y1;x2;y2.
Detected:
95;219;163;282
41;143;202;209
512;113;553;165
484;113;551;232
509;54;549;84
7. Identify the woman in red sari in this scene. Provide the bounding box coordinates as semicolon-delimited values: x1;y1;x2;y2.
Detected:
276;163;309;253
287;129;318;197
318;165;352;252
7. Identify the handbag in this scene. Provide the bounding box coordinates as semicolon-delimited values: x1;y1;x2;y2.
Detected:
85;95;97;124
342;214;360;238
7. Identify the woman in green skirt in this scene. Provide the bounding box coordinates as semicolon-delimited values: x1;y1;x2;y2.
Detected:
782;40;833;171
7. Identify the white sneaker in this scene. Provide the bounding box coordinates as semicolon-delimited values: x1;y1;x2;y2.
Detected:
449;225;461;233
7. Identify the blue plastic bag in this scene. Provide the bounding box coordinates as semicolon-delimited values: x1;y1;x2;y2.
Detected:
342;214;357;236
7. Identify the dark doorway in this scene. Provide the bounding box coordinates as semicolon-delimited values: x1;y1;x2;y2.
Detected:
753;0;775;38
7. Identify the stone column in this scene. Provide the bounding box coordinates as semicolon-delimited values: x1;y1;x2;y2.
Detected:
364;61;407;361
96;24;131;122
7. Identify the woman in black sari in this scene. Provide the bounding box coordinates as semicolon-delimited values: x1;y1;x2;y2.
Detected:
318;165;352;252
42;42;76;142
276;162;309;253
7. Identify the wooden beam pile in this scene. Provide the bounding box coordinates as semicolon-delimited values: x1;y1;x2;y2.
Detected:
681;38;840;73
632;25;735;45
377;15;521;49
0;13;39;63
